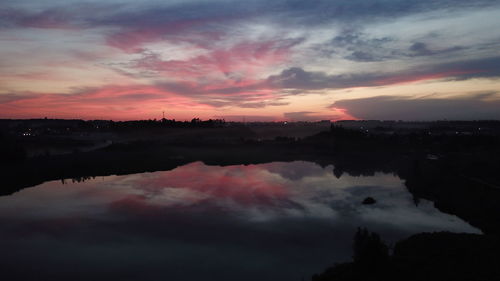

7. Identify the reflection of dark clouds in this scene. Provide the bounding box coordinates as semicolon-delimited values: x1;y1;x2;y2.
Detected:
0;216;357;281
0;161;479;281
345;185;409;209
315;185;402;217
261;161;329;181
0;201;405;281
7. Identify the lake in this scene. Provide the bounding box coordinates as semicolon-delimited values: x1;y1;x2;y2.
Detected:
0;161;478;281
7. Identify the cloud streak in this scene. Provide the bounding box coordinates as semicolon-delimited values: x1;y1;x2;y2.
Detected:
0;85;212;120
267;56;500;90
331;92;500;120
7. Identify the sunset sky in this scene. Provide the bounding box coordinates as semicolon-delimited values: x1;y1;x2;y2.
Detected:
1;0;500;121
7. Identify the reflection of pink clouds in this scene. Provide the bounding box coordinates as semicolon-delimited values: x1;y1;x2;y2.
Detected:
137;162;288;206
109;195;164;216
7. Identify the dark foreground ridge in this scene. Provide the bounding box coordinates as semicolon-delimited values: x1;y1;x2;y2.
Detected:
313;229;500;281
1;119;500;280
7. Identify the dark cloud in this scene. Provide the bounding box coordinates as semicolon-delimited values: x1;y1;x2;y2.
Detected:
329;31;394;62
195;95;288;109
264;0;500;28
408;42;465;57
118;93;163;100
197;95;289;109
283;111;339;121
214;115;277;122
267;101;290;106
3;0;498;31
0;93;37;103
409;42;436;56
237;102;267;108
0;4;113;29
325;31;467;62
332;32;392;47
267;56;500;90
157;82;203;96
330;92;500;120
347;51;386;62
267;67;347;90
267;66;406;90
434;56;500;80
239;101;289;108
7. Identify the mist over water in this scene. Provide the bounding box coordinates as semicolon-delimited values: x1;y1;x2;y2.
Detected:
0;161;478;281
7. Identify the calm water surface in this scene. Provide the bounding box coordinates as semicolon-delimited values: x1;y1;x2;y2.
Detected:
0;161;478;280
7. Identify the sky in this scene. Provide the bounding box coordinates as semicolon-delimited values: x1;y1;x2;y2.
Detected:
1;0;500;121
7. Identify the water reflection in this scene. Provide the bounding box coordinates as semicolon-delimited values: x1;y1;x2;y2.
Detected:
0;161;478;281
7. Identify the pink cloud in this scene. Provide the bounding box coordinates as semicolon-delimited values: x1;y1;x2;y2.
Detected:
130;39;299;81
0;85;214;120
106;18;224;53
119;38;300;105
135;162;289;207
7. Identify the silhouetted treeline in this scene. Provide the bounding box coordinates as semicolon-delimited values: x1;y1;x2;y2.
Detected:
0;132;26;165
60;176;96;184
312;230;500;281
335;120;500;136
0;118;227;136
109;118;226;130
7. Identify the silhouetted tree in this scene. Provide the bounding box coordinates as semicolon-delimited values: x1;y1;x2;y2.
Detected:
333;167;343;179
353;228;389;266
